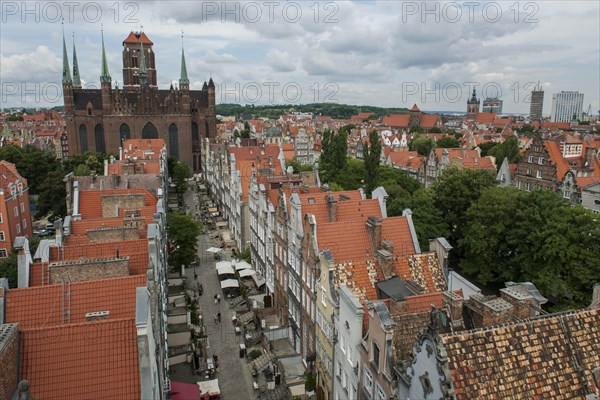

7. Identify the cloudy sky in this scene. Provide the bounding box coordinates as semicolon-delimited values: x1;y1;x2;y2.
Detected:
1;1;598;114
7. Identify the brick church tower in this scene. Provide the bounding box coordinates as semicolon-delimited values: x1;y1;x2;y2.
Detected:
62;30;216;172
466;88;480;120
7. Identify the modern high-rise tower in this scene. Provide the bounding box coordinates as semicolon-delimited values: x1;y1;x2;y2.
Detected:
529;82;544;122
551;91;584;122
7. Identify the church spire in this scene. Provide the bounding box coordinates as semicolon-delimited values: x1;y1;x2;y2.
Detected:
179;32;189;86
72;33;82;88
62;24;72;85
100;27;111;83
139;41;148;86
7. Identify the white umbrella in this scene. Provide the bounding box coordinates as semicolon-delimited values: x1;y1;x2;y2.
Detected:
206;247;222;254
215;261;232;269
234;261;252;271
216;265;235;275
220;279;239;289
198;379;220;395
238;269;256;278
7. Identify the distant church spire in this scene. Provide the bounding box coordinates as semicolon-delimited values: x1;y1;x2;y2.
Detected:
179;32;189;86
139;41;148;86
72;33;82;88
100;27;111;83
62;23;72;85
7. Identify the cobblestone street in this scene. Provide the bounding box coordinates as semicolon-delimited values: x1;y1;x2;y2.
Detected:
180;187;256;399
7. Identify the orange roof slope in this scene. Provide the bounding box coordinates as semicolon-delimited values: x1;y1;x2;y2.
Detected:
381;216;415;256
304;198;382;225
122;138;164;160
5;275;145;329
77;189;157;220
20;318;140;400
443;308;600;399
122;31;153;45
383;114;410;127
317;220;372;262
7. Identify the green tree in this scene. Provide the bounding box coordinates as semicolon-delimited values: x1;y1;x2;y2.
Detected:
429;127;442;133
409;136;435;156
335;158;365;190
241;121;251;138
409;125;424;134
167;212;201;272
172;161;191;193
478;141;498;157
364;130;382;198
435;136;460;149
378;165;421;202
287;158;313;173
387;188;449;250
459;188;600;310
430;166;497;246
0;251;18;288
489;136;521;165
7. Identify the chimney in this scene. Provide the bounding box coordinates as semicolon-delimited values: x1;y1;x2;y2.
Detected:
465;294;513;328
104;159;109;176
366;216;382;252
443;291;464;329
119;146;123;160
377;249;394;279
429;238;452;278
326;194;337;222
14;237;31;289
591;283;600;310
381;239;394;254
500;287;536;319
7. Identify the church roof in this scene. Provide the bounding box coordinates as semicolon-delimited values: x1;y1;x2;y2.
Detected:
122;31;153;45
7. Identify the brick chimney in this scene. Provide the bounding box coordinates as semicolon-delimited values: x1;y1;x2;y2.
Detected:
465;294;513;328
500;287;537;319
326;194;337;222
366;216;382;252
443;291;464;329
377;249;394;279
381;240;394;254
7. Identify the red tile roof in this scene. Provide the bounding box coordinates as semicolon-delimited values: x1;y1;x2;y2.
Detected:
382;114;410;128
77;189;157;220
20;318;140;400
443;308;600;399
122;31;153;45
5;275;145;329
304;199;382;225
475;112;496;124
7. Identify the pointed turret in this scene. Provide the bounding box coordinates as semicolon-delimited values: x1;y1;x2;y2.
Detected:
179;46;189;86
72;35;82;88
62;32;72;85
139;42;147;86
208;77;215;88
100;30;111;83
202;81;208;90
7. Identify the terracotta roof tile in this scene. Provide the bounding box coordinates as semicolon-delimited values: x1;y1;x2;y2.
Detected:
5;275;145;329
122;31;153;45
442;308;600;399
383;114;410;128
20;318;140;400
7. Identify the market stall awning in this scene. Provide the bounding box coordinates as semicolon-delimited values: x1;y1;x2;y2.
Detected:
217;265;235;275
198;379;220;396
220;279;239;289
234;261;252;271
238;269;255;278
215;261;231;269
206;247;222;254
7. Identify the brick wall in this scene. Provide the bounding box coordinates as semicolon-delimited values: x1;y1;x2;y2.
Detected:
49;257;129;284
87;227;139;243
101;194;145;218
0;324;19;400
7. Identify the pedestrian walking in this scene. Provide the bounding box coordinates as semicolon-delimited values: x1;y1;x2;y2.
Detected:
217;294;221;304
217;312;221;323
214;313;218;324
214;294;218;304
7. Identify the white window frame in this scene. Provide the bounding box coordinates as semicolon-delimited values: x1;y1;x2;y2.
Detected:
0;249;8;258
22;219;26;229
536;170;542;179
16;223;20;234
0;213;3;223
20;203;24;212
0;231;5;241
538;157;544;165
322;288;327;306
528;155;533;163
14;207;18;217
374;382;386;400
363;366;373;399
